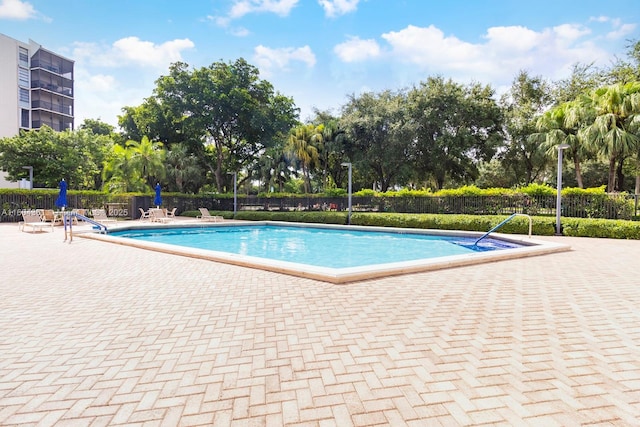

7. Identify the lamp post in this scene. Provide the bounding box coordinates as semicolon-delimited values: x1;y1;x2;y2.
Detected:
22;166;33;189
556;143;570;236
229;172;237;217
341;162;352;225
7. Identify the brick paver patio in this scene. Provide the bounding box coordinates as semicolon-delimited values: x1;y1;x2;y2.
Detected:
1;221;639;426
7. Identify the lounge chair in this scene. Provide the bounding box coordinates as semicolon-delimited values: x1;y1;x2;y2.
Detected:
19;211;53;233
138;207;150;221
149;208;172;223
92;209;118;226
166;207;177;219
42;209;63;226
198;208;224;222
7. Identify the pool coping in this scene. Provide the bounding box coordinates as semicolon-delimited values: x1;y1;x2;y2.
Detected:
80;221;571;284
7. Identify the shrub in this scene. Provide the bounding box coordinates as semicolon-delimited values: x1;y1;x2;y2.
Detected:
520;183;556;197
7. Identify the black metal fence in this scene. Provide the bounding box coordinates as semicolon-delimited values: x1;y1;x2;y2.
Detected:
1;191;637;222
220;194;638;220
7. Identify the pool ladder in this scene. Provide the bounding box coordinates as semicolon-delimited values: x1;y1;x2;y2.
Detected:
474;213;532;245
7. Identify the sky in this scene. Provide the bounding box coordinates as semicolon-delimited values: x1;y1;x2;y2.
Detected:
1;0;638;128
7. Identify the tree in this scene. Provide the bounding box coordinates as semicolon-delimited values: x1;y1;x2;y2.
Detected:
102;136;166;192
79;118;115;136
552;63;605;104
0;126;111;189
127;136;166;188
286;124;321;193
309;111;349;190
251;144;292;193
145;59;298;192
581;82;640;192
475;159;519;188
500;71;554;184
604;39;640;85
408;77;503;189
118;99;188;150
165;143;205;193
532;99;593;188
102;143;143;192
340;90;413;192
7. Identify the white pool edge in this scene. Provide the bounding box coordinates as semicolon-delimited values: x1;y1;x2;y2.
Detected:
80;221;571;284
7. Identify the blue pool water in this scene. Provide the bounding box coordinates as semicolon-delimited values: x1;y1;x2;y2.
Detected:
110;225;523;269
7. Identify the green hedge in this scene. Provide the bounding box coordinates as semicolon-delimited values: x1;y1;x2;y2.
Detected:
186;210;640;239
350;212;556;235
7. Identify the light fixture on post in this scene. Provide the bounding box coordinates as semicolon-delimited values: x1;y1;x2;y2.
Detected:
228;172;237;217
556;143;570;236
22;166;33;189
341;162;352;225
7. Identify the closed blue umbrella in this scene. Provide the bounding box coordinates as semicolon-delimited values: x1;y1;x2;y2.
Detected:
154;183;162;208
55;179;67;210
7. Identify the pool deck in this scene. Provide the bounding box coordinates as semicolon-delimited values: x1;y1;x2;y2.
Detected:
1;218;639;426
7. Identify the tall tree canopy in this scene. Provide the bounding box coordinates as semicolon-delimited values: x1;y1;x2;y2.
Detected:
0;126;112;189
121;58;299;192
500;71;554;185
340;90;413;192
408;77;503;189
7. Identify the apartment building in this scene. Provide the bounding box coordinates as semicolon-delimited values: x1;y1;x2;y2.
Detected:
0;33;74;187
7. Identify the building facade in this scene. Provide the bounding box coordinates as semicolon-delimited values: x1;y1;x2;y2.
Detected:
0;33;74;188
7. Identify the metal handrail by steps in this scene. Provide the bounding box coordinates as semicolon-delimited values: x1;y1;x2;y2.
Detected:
63;212;108;242
474;213;532;245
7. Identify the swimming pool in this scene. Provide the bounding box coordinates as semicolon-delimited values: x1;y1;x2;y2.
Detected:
110;225;523;268
86;221;570;283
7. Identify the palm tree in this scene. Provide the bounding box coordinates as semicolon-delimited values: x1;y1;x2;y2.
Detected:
127;136;166;189
166;143;204;193
254;146;292;193
102;143;145;192
533;98;592;188
581;83;640;192
286;124;320;193
313;120;348;190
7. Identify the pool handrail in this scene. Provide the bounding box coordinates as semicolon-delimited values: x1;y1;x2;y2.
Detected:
63;211;108;242
474;213;532;245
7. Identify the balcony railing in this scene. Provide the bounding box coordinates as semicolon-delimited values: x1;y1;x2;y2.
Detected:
31;60;61;73
32;120;73;132
31;100;73;116
31;81;73;97
30;60;73;79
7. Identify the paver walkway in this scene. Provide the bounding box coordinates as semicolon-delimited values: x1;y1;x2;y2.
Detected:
1;222;639;426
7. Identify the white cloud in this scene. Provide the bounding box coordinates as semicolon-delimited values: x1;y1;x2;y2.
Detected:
206;14;230;27
253;45;316;76
334;36;380;62
588;15;637;40
72;68;125;126
230;27;251;37
484;26;543;52
69;36;195;126
318;0;359;18
0;0;35;19
209;0;298;33
73;66;163;127
72;37;195;69
382;25;480;70
360;23;614;85
229;0;298;19
113;37;194;67
82;74;117;93
550;24;591;43
606;22;637;40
